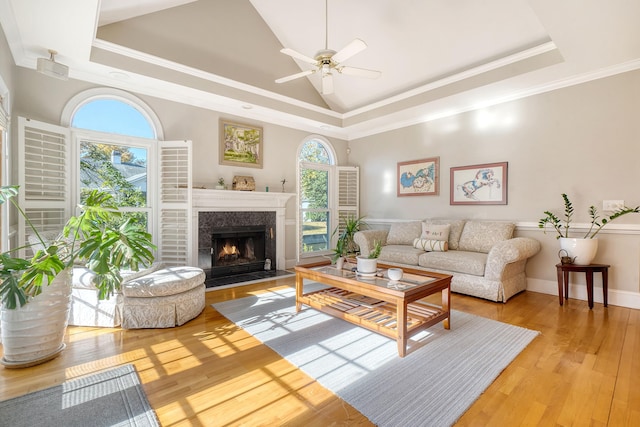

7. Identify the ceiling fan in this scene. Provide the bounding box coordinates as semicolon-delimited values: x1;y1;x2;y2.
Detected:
275;0;381;95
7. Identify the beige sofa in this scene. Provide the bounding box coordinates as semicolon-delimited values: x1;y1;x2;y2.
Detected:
353;219;541;302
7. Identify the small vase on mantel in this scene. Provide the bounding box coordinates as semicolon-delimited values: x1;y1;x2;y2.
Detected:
559;237;598;265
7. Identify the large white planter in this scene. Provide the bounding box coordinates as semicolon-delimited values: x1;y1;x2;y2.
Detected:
1;268;72;368
559;238;599;265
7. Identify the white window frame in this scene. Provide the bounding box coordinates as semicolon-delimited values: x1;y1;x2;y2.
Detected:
297;135;337;260
70;128;158;240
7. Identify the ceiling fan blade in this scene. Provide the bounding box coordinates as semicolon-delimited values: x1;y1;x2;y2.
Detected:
275;69;315;84
332;38;367;64
321;73;334;95
338;66;381;79
280;48;317;65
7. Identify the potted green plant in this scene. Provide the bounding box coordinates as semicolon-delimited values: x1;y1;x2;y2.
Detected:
0;186;155;367
330;215;367;269
356;240;382;275
216;177;226;190
539;193;639;264
331;215;366;259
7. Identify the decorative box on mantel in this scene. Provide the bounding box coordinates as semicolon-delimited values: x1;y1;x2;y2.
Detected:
232;175;255;191
191;189;296;271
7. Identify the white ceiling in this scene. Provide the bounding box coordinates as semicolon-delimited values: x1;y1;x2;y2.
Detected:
1;0;640;140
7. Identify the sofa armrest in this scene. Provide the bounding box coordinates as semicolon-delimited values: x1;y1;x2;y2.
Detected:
353;230;389;256
485;237;541;280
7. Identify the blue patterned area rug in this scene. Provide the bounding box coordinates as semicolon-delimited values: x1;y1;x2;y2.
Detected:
0;364;159;427
213;285;539;427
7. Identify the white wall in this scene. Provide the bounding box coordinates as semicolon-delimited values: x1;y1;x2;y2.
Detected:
349;69;640;307
10;67;349;266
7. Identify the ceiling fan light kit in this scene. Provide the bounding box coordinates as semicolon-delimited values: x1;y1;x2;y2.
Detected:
275;0;380;95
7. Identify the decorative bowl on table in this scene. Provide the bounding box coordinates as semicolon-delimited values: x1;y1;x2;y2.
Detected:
387;268;403;281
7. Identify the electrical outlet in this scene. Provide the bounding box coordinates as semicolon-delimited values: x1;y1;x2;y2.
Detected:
603;200;624;211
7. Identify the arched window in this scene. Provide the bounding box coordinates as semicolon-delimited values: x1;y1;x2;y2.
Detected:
298;136;336;258
71;98;155;139
62;89;163;231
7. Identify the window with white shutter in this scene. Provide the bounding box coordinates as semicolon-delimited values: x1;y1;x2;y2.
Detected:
17;113;193;266
17;117;70;257
158;141;192;266
296;137;360;261
335;166;359;237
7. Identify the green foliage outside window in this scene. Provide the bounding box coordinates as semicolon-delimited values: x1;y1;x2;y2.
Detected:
80;142;148;229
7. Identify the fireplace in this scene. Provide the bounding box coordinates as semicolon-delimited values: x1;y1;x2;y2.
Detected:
193;190;295;286
210;225;266;277
197;210;277;282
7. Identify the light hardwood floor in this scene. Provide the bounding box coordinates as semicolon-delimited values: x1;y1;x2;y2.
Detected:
1;277;639;426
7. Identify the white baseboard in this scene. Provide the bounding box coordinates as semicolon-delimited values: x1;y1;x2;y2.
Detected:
526;278;640;310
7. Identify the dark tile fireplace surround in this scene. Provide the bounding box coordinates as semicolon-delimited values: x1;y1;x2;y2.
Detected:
198;211;278;286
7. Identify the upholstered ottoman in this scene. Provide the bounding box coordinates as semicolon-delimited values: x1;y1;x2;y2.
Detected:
68;266;206;329
120;266;206;329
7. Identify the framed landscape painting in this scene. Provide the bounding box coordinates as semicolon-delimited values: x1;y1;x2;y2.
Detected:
397;157;439;197
450;161;508;205
219;120;263;168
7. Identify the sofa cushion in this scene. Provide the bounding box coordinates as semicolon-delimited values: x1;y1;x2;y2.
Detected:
418;250;488;276
386;221;422;245
413;238;448;252
379;245;424;265
423;219;466;250
457;221;515;253
420;223;450;241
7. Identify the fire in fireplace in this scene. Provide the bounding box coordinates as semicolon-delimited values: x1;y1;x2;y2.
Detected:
210;225;266;277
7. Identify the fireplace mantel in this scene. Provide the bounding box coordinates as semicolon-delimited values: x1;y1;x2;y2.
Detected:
191;189;296;271
192;189;295;209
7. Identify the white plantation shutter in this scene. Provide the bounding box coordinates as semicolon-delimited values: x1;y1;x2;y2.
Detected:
336;166;359;235
157;140;192;266
17;117;70;256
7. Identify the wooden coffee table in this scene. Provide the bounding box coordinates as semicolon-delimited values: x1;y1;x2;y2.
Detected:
295;261;451;357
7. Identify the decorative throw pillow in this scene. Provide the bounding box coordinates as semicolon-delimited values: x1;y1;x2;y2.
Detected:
413;238;448;252
423;219;466;250
386;221;423;245
420;223;451;241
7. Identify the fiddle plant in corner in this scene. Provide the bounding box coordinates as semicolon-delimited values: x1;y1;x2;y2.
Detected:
0;186;155;366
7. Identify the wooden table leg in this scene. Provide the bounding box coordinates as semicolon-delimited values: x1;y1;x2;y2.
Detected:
442;286;450;330
556;266;564;306
397;302;408;357
295;273;303;312
586;271;594;309
602;268;609;307
563;270;570;301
